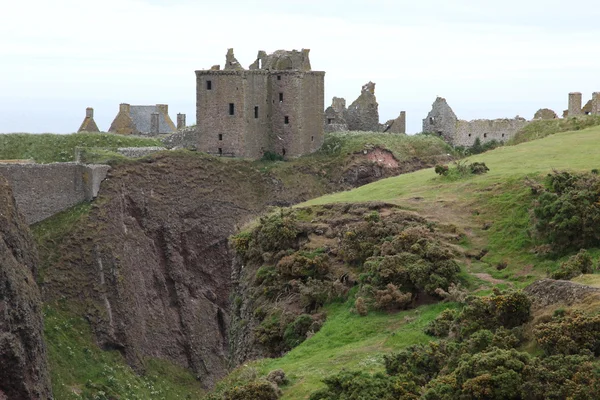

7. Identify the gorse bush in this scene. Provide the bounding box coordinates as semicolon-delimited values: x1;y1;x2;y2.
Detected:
532;171;600;252
534;310;600;356
435;160;490;180
313;289;600;400
550;249;595;280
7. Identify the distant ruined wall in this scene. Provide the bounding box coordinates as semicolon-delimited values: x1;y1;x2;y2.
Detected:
453;118;529;147
423;96;528;146
0;163;110;224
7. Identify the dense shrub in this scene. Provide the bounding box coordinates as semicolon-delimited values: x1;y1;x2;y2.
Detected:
276;253;329;280
437;160;490;180
309;371;420;400
425;308;458;337
534;310;600;356
456;291;531;337
550;249;595;280
261;151;285;162
283;314;315;349
221;380;280;400
532;171;600;252
455;138;502;156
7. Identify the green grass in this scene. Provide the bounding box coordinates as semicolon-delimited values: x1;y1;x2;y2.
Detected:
509;114;600;145
316;131;454;161
44;305;204;400
0;133;161;163
213;300;456;400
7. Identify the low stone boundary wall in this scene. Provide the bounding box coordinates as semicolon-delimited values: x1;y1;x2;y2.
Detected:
0;163;110;224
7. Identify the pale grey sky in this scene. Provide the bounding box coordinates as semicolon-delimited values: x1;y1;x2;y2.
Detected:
2;0;600;134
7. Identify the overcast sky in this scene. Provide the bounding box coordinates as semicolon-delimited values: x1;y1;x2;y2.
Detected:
2;0;600;134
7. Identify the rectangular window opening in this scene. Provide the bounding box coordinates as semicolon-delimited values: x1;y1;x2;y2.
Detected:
218;148;223;155
483;133;488;138
279;92;283;102
284;116;289;124
229;103;235;115
311;136;314;142
218;134;223;141
327;118;333;125
277;75;281;80
206;80;212;90
254;106;259;118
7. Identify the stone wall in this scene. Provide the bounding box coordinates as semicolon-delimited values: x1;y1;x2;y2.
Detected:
0;163;110;224
423;96;528;146
346;82;380;132
454;118;529;147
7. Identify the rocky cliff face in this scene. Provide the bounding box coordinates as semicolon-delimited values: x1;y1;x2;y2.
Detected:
38;151;445;387
0;176;52;399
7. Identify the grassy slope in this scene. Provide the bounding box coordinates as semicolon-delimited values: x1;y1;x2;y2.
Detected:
218;125;600;399
0;133;161;163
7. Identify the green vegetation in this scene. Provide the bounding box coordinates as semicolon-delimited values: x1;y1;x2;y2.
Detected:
44;306;204;400
509;115;600;145
0;133;160;163
317;131;454;160
208;125;600;398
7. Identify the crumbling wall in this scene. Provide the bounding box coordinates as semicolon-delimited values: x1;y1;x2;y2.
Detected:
423;97;528;146
422;97;458;143
324;97;348;133
454;117;528;147
0;163;110;224
383;111;406;134
346;82;380;132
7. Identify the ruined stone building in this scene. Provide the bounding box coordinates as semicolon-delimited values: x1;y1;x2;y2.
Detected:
422;97;528;147
77;107;100;133
108;103;176;136
324;82;406;134
194;48;325;158
563;92;600;117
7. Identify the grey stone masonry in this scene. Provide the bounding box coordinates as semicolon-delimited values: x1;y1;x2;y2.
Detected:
568;92;582;116
195;48;324;158
177;113;186;129
0;163;110;224
423;96;528;147
593;93;600;115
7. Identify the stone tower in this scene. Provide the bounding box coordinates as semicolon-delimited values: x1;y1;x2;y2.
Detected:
195;48;325;158
568;92;583;116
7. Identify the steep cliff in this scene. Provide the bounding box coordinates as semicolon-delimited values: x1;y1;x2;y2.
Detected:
0;175;52;399
37;148;449;388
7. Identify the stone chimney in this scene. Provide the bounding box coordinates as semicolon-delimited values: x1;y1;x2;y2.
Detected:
398;111;406;134
119;103;131;114
151;112;160;135
568;92;582;116
86;107;94;118
592;92;600;115
177;113;186;129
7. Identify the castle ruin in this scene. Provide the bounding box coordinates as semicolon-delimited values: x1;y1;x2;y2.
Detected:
194;48;325;158
324;82;406;134
564;92;600;117
422;97;528;147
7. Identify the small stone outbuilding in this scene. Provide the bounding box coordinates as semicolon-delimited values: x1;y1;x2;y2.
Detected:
77;107;100;132
109;103;176;136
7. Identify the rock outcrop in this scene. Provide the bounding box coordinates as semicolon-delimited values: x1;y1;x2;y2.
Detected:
0;175;52;399
524;278;600;310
